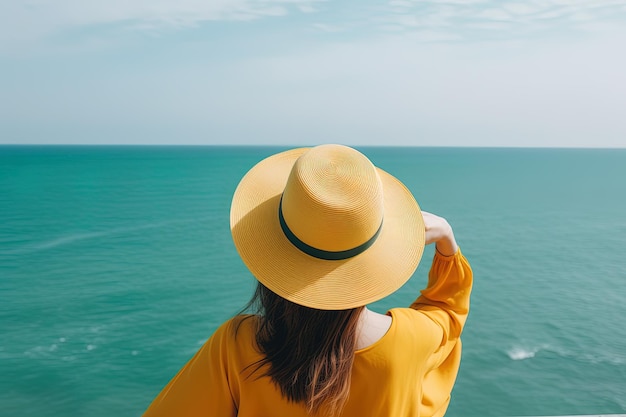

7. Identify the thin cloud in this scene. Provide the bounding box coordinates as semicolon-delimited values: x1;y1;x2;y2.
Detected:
0;0;321;48
380;0;626;39
2;0;625;51
298;4;318;13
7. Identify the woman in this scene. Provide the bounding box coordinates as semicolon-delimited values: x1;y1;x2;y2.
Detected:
143;144;472;417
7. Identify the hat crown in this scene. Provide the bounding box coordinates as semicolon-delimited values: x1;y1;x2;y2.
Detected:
281;145;384;253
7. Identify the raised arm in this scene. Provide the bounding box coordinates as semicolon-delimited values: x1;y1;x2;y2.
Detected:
410;211;472;416
411;211;472;353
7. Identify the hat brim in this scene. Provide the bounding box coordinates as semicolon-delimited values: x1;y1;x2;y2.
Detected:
230;147;425;310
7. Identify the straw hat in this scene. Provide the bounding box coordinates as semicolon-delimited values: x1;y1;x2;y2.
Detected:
230;144;425;310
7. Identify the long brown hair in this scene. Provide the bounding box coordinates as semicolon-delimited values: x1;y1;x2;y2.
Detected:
243;282;364;416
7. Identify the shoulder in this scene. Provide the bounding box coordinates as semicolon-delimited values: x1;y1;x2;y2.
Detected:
203;315;261;365
388;308;444;347
210;314;258;344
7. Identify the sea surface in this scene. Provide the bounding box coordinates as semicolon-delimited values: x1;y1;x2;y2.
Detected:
1;146;625;417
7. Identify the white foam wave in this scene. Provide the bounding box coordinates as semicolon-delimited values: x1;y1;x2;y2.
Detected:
33;232;110;250
1;232;108;255
507;346;538;360
2;218;200;255
24;344;58;359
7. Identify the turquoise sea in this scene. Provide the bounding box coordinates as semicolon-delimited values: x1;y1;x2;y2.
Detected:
1;146;625;417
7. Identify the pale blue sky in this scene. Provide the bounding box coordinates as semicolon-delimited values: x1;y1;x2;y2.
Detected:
1;0;626;147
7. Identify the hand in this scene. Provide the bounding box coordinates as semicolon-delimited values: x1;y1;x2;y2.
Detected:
422;211;458;256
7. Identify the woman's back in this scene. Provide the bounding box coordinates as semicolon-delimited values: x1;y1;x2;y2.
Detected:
143;249;472;417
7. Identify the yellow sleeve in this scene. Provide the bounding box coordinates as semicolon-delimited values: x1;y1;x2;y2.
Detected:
142;320;238;417
410;249;473;417
411;248;473;350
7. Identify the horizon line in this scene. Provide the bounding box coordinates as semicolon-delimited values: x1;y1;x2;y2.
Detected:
1;143;625;150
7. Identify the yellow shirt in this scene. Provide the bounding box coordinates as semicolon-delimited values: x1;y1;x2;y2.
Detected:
143;250;472;417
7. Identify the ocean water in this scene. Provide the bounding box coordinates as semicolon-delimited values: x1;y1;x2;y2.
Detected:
1;146;625;417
